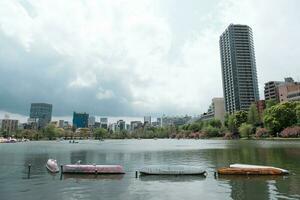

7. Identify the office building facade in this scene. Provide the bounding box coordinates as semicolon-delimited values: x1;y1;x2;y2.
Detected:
73;112;89;129
264;77;300;102
1;119;18;133
29;103;52;129
220;24;259;113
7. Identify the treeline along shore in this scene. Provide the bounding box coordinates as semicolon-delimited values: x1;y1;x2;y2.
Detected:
1;101;300;141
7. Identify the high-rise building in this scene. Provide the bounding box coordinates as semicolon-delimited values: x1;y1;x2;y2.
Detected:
72;112;89;129
117;120;126;131
29;103;52;129
100;118;108;129
144;116;151;126
88;116;96;126
220;24;259;114
130;121;143;130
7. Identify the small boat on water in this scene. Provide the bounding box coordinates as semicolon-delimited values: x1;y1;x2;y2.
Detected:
46;159;59;173
139;165;206;176
62;164;125;174
218;164;289;175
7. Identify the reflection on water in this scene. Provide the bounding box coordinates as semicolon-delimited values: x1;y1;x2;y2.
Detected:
63;174;124;181
0;139;300;200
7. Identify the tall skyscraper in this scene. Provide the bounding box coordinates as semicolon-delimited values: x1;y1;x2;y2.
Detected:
220;24;259;114
29;103;52;129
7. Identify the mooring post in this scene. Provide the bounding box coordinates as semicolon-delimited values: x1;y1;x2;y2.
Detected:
60;165;63;180
135;171;138;178
214;171;217;179
27;164;31;179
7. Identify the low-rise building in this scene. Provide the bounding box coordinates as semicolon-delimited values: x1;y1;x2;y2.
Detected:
278;82;300;102
1;119;18;133
161;115;191;126
200;98;225;123
264;77;300;102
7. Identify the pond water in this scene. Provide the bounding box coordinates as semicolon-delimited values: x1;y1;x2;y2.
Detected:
0;139;300;200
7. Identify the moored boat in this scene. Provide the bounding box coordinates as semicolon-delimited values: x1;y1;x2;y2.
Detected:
62;164;125;174
218;164;289;175
46;159;59;173
139;165;206;175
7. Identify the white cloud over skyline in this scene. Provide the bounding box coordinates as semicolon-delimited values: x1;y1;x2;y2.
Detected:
0;0;299;120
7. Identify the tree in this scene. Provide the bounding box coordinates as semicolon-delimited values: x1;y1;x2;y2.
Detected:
208;119;222;128
45;124;58;140
263;101;298;135
189;123;201;132
224;113;230;128
239;123;253;138
296;103;300;125
227;111;248;134
228;115;237;133
234;111;248;127
265;99;278;109
203;125;220;137
247;103;260;126
94;128;108;139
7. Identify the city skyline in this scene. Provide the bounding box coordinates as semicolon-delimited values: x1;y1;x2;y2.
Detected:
0;0;300;118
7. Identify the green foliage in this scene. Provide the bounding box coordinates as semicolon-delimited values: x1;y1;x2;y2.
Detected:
188;123;201;132
203;125;219;137
296;104;300;125
239;123;253;138
94;128;108;139
224;113;229;128
227;111;248;133
247;103;260;126
45;124;59;140
227;115;236;132
263;101;299;134
207;119;222;128
234;111;248;127
265;100;278;109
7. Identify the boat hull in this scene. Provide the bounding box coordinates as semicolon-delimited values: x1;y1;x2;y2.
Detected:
62;165;125;174
46;159;59;173
139;165;206;175
218;164;289;175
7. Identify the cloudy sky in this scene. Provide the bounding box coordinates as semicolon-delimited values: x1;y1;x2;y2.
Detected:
0;0;299;120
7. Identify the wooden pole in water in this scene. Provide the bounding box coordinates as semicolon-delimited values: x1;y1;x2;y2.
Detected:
135;171;138;178
214;171;217;179
60;165;63;180
27;164;31;179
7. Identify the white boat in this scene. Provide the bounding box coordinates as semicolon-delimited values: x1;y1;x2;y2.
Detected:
46;159;59;173
139;165;206;175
